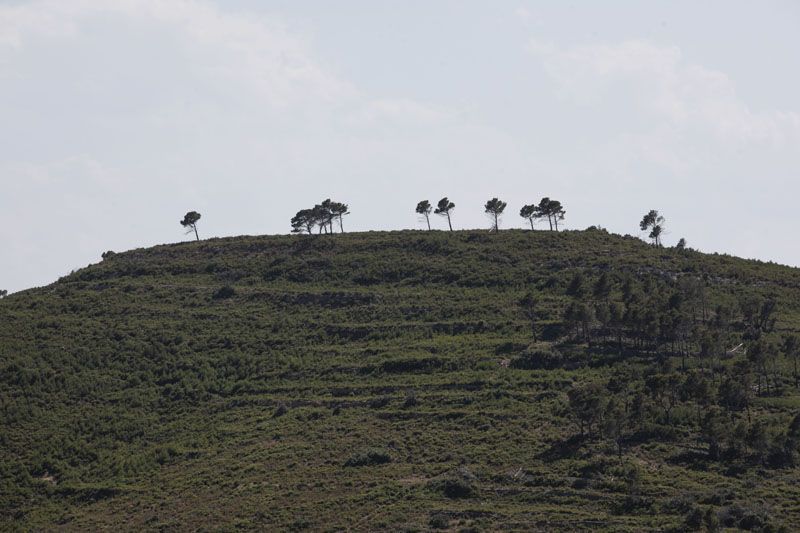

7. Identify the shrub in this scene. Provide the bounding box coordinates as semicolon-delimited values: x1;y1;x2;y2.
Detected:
212;286;236;299
403;391;418;408
273;403;288;418
430;467;478;499
511;349;564;370
428;512;449;529
343;449;391;467
683;506;703;530
369;396;391;409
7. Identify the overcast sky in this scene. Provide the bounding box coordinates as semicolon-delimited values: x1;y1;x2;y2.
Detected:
2;0;800;293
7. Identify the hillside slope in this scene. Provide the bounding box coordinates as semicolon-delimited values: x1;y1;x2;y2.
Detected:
2;229;800;531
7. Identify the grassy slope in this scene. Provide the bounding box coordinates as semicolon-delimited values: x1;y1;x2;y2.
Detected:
2;229;800;531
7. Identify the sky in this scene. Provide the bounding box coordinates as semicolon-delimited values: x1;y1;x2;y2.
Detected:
2;0;800;293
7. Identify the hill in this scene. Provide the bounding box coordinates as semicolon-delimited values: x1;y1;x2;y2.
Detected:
2;229;800;531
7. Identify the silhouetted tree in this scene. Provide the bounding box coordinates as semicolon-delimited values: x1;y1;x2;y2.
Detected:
537;197;565;231
484;197;507;232
639;210;665;246
520;204;538;229
0;289;7;299
416;200;432;230
329;201;349;233
180;211;201;241
434;197;455;231
676;238;687;251
291;209;316;234
317;200;334;233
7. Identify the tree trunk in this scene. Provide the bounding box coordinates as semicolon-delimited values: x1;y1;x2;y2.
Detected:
425;214;430;231
447;213;453;231
193;225;199;241
529;219;534;230
547;216;553;231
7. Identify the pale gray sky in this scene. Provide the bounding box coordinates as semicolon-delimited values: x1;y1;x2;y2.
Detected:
2;0;799;293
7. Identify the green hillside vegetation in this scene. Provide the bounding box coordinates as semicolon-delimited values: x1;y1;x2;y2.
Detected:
3;229;800;531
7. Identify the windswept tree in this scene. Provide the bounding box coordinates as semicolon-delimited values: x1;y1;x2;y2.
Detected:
520;204;538;230
416;200;433;230
434;197;455;231
535;198;565;231
292;199;348;235
290;208;317;234
0;289;7;299
329;201;349;233
484;197;507;232
318;199;335;233
180;211;201;241
639;210;665;246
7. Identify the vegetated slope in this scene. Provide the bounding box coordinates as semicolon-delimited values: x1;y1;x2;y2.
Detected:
2;229;800;531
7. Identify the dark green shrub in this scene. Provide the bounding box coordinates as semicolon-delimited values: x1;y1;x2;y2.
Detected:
343;449;391;467
369;396;391;409
212;286;236;299
403;391;418;408
430;467;478;499
428;512;449;529
511;349;564;370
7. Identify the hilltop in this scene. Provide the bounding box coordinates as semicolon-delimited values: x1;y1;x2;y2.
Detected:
2;229;800;531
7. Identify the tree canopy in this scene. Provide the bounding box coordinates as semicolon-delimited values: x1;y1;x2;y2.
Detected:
434;197;455;231
538;198;566;231
640;210;665;246
291;199;349;235
519;204;538;229
415;200;433;230
180;211;201;241
484;197;507;232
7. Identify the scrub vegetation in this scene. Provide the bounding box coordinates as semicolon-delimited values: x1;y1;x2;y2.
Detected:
2;228;800;531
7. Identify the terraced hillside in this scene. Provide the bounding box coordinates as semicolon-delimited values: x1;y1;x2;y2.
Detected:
3;229;800;531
